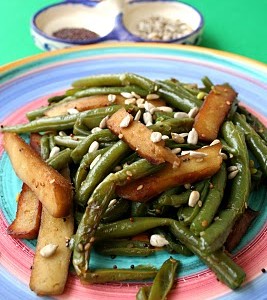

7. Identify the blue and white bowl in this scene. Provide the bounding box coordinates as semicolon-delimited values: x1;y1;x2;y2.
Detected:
31;0;204;51
31;0;119;51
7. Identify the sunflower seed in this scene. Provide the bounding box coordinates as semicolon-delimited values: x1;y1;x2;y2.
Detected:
227;165;238;172
143;112;153;125
171;147;182;154
67;108;79;115
189;151;208;158
150;131;162;143
99;115;109;129
40;244;58;258
146;93;160;100
108;94;116;103
210;139;220;146
174;112;189;119
90;154;101;169
49;146;60;158
121;92;133;98
171;132;185;143
124;98;136;105
188;190;200;207
150;234;169;247
120;114;132;128
88;141;99;153
91;127;102;134
187;128;198;144
188;107;199;118
228;169;239;179
134;110;142;121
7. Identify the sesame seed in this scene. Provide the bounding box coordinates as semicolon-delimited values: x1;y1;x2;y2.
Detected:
137;185;143;190
118;133;124;139
184;183;191;189
108;199;117;207
59;131;67;136
126;171;133;177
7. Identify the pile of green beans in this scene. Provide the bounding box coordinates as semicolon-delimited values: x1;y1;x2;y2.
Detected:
1;72;266;299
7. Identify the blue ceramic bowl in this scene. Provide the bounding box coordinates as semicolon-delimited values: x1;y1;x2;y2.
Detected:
31;0;204;51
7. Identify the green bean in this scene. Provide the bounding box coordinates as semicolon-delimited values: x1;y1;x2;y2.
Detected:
201;76;214;92
81;115;107;129
73;73;156;93
156;81;202;112
81;267;158;284
147;257;179;300
73;117;91;136
149;118;194;135
74;146;112;191
94;239;156;257
190;162;227;234
157;181;205;208
101;198;130;223
54;136;81;149
136;286;151;300
26;106;50;121
164;140;199;150
1;105;124;133
160;79;200;102
47;94;67;104
48;133;56;149
73;160;163;274
189;244;245;290
40;134;50;160
153;228;192;256
71;129;118;164
131;202;150;217
233;112;267;176
199;121;251;253
46;148;72;170
237;105;267;143
153;111;174;122
77;141;130;206
96;217;245;289
74;85;148;98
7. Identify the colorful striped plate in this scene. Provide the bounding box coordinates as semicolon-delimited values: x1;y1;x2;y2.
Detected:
0;43;266;300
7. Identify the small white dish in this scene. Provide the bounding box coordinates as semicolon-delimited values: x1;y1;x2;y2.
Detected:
31;1;118;51
119;0;204;44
